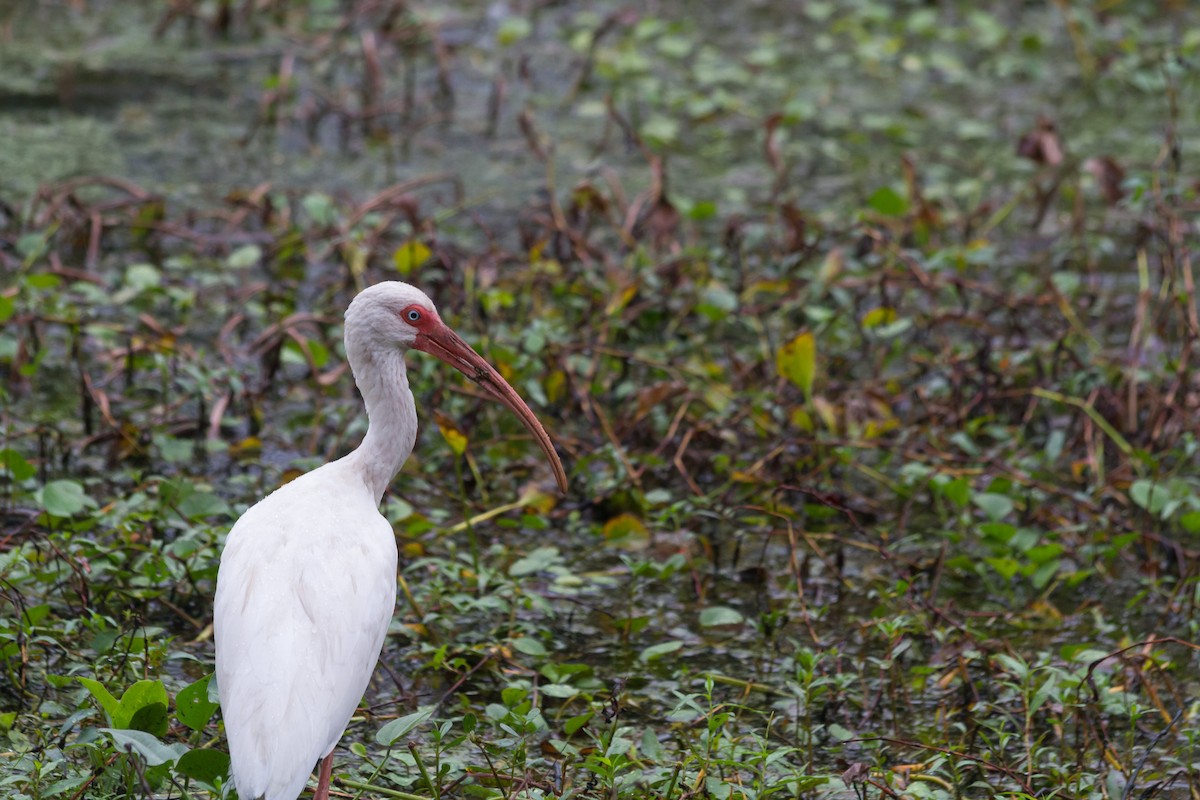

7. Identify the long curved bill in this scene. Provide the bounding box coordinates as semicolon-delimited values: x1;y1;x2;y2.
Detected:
415;319;568;493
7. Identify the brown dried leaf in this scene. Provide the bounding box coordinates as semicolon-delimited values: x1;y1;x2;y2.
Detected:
1084;156;1125;205
1017;118;1063;166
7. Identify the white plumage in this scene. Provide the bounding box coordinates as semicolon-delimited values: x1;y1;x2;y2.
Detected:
214;282;566;800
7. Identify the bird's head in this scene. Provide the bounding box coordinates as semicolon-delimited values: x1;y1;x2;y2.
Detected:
345;281;568;492
344;281;439;350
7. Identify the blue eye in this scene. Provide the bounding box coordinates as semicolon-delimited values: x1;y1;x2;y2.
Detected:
406;309;421;322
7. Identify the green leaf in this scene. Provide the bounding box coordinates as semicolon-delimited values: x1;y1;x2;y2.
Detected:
226;244;262;270
827;723;856;742
510;637;547;657
118;680;170;736
639;640;683;662
697;282;738;321
78;677;121;726
687;200;718;221
175;749;230;786
992;653;1028;678
861;307;897;329
128;702;169;737
101;729;187;766
1179;511;1200;535
972;492;1014;521
699;606;744;627
38;479;94;517
178;490;231;521
302;192;336;226
641;115;680;146
376;706;435;745
497;15;532;46
1129;479;1170;518
0;448;35;481
938;476;970;507
867;186;909;216
175;675;219;732
393;240;432;275
776;332;817;402
563;711;593;735
985;556;1020;581
124;263;161;292
0;295;14;324
509;546;561;577
540;683;579;698
601;514;649;551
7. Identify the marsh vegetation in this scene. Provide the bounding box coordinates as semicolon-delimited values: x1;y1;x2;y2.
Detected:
1;1;1198;798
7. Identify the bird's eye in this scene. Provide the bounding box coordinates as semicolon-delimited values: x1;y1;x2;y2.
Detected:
406;309;422;323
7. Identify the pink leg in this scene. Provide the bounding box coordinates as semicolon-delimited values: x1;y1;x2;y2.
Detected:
314;753;334;800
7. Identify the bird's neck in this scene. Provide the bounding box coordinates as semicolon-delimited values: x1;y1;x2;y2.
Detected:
344;347;418;505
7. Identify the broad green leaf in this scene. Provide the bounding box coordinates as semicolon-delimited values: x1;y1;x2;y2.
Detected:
78;677;121;726
376;706;435;745
972;492;1013;521
1129;479;1170;518
178;491;231;521
698;282;737;321
25;273;60;289
510;637;547;657
992;653;1028;678
861;307;897;329
602;513;649;551
641;727;666;761
979;522;1016;543
639;640;683;662
175;675;219;732
175;749;230;786
497;15;531;46
0;448;35;481
986;556;1020;581
776;332;817;403
128;702;169;738
101;728;187;766
1179;511;1200;535
39;479;94;517
699;606;744;627
393;240;432;275
118;680;169;736
867;186;909;216
124;263;161;291
20;603;49;629
540;683;579;698
564;711;593;735
301;192;336;226
226;244;262;270
827;723;856;742
938;476;970;507
0;295;15;324
509;546;560;577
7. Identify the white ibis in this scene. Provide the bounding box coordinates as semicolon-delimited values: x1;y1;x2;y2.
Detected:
213;281;567;800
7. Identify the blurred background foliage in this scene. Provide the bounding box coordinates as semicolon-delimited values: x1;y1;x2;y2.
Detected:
0;1;1199;798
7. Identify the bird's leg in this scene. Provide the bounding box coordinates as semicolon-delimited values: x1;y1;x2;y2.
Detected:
314;753;334;800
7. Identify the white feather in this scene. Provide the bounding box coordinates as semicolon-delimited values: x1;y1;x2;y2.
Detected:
212;282;559;800
215;283;432;800
215;461;397;800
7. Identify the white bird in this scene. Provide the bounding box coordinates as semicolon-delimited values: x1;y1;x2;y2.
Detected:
214;282;567;800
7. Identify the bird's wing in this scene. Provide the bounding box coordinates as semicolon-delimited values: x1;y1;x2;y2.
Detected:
215;470;397;800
